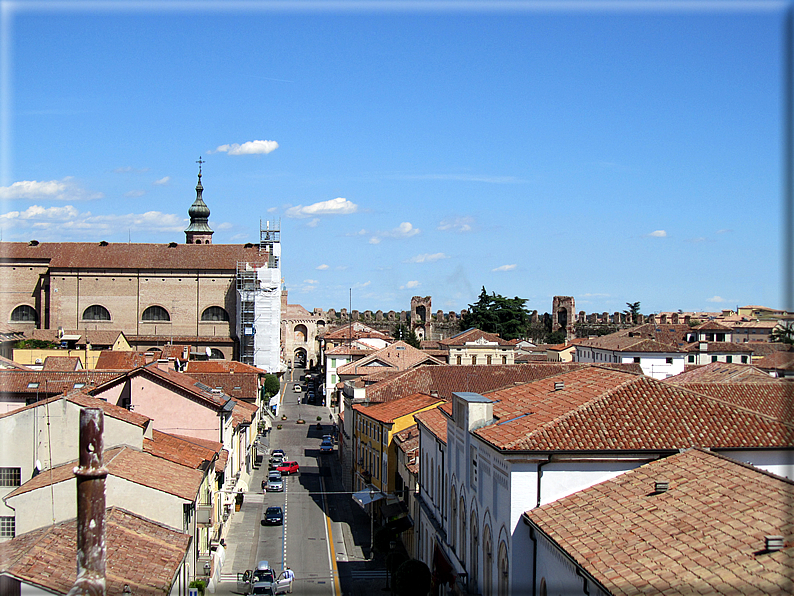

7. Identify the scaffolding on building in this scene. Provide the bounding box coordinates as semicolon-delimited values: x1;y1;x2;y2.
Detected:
236;220;281;371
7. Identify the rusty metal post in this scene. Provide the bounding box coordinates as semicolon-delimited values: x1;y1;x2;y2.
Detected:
67;408;108;596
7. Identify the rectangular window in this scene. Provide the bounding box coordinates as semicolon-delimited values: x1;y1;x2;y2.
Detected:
0;468;21;487
456;356;462;365
666;357;673;364
471;356;477;365
0;516;14;538
487;355;492;365
688;355;695;363
712;355;719;363
502;356;507;364
633;357;641;363
742;355;748;364
726;356;733;363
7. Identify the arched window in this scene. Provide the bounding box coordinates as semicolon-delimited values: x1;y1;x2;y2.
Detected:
10;305;37;322
82;305;110;321
450;486;458;552
209;348;224;359
142;305;170;321
294;324;308;342
497;541;509;596
201;306;229;321
483;525;493;596
470;508;479;590
459;497;467;565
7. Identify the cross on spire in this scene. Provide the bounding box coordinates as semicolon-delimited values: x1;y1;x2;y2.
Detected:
196;156;205;176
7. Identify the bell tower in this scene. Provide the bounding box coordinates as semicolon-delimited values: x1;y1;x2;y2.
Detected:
185;157;214;244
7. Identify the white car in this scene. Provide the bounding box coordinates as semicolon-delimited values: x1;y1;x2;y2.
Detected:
293;384;301;392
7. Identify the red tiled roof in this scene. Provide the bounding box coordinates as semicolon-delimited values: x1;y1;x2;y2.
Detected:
577;323;691;352
185;361;265;374
8;446;204;501
216;449;229;471
695;320;734;331
0;507;190;595
337;341;444;375
664;362;772;384
0;370;124;395
474;369;794;452
26;328;126;347
128;335;235;345
755;351;794;371
1;241;265;270
414;406;448;444
325;345;375;356
524;449;794;596
41;356;82;371
322;323;392;341
182;371;259;400
677;381;794;421
143;429;221;469
683;341;755;353
353;393;444;424
363;362;643;405
0;355;31;370
94;350;149;369
439;328;512;347
230;398;257;429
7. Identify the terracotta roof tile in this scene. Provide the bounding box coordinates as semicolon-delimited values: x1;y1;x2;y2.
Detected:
474;369;794;451
143;429;221;469
414;406;448;444
577;323;691;352
676;381;794;421
94;350;149;369
362;362;643;405
185;361;265;374
182;370;260;400
1;241;265;270
41;356;82;371
8;446;204;501
337;341;444;375
695;320;734;331
755;351;794;371
525;449;794;596
0;370;124;395
664;362;772;384
439;328;512;347
0;507;190;595
683;341;755;353
27;328;126;347
353;393;444;423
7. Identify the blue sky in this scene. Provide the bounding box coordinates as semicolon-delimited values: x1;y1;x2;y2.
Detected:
0;1;787;316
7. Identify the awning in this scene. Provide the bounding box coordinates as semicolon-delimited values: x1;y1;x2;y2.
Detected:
352;488;386;509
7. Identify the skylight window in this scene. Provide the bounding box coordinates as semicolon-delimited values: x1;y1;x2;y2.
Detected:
27;382;39;389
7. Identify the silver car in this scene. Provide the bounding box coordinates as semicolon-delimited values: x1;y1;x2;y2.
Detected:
266;471;283;492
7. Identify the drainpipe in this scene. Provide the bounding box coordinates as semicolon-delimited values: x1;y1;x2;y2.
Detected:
528;523;538;596
536;456;552;509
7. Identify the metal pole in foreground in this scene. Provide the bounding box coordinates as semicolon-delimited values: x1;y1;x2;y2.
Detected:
67;408;108;596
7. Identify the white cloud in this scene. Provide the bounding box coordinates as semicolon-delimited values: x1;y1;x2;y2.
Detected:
492;264;517;272
391;222;419;237
400;280;420;289
213;140;279;155
304;279;319;285
369;237;381;245
124;190;146;198
716;229;733;234
353;281;371;289
285;197;358;219
0;178;104;201
336;265;348;271
153;176;170;186
706;296;727;303
579;293;610;298
0;204;185;238
215;222;233;230
438;216;474;233
307;218;320;228
407;252;449;263
647;230;667;238
267;207;278;213
316;264;329;270
113;166;149;174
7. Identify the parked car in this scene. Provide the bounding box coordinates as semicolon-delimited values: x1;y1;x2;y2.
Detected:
269;453;285;469
263;506;284;525
271;449;285;458
320;439;333;453
276;460;300;475
266;471;283;492
322;434;333;444
293;384;301;392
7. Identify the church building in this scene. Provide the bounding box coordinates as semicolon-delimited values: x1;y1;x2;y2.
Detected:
1;163;280;366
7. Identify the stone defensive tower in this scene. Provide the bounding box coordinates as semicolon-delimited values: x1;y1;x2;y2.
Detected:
552;296;575;341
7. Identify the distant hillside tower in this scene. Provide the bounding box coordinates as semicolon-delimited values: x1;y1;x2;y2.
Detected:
185;158;214;245
236;220;282;372
411;296;432;340
552;296;576;341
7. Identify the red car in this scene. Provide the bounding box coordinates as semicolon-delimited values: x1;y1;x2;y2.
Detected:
276;461;299;475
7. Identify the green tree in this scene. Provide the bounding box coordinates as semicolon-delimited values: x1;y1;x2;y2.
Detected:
14;339;57;349
393;323;421;348
771;322;794;345
263;373;280;398
460;287;530;340
625;301;641;324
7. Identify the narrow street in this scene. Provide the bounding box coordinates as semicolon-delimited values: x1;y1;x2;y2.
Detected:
213;368;389;596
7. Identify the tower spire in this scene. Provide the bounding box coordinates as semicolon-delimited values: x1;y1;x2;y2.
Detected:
185;157;214;245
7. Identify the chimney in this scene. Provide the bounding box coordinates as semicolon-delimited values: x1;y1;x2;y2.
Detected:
156;359;171;372
765;536;784;552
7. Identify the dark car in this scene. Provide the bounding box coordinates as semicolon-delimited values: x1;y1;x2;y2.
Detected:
320;439;333;453
262;506;283;525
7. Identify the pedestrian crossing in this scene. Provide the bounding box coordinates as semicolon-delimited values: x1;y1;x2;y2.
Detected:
219;573;239;583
